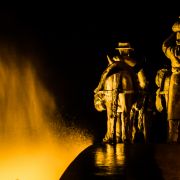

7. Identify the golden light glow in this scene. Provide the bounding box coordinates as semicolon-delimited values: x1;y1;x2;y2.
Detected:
0;52;92;180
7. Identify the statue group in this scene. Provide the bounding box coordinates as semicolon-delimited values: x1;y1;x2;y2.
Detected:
94;17;180;144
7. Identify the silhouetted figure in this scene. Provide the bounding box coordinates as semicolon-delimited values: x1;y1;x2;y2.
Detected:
154;67;171;143
162;16;180;143
94;42;147;144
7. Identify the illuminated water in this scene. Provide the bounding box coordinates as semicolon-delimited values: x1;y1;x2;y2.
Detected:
0;49;92;180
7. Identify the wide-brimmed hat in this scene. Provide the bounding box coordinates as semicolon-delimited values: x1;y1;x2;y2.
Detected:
115;42;134;51
172;16;180;32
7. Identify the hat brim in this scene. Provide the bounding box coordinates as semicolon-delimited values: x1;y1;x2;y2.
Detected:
115;48;134;50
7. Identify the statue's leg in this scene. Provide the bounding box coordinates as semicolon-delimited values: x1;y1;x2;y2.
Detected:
118;93;127;143
131;114;136;143
178;121;180;143
121;112;126;142
130;105;137;143
120;99;129;143
168;120;179;143
116;112;122;143
122;112;131;143
122;93;133;143
143;114;147;143
132;109;138;143
103;102;114;143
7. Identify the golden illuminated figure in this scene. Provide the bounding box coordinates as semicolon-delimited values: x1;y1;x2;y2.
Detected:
155;68;171;112
162;17;180;143
94;42;147;144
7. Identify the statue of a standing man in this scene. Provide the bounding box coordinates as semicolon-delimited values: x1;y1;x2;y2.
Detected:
94;42;147;144
162;17;180;143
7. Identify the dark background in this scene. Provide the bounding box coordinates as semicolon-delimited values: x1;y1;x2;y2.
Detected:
0;6;179;142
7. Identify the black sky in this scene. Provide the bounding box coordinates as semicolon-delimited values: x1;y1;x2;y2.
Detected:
0;6;179;140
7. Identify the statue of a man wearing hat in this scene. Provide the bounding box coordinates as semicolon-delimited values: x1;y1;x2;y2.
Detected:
162;16;180;143
94;42;147;144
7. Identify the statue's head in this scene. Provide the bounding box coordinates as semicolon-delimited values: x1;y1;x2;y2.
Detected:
108;42;134;64
172;16;180;45
115;42;134;57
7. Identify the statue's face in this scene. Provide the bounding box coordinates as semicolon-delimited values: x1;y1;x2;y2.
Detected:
176;32;180;45
119;49;130;56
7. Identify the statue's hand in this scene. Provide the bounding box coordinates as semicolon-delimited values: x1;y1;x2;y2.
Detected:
155;89;163;112
94;91;106;112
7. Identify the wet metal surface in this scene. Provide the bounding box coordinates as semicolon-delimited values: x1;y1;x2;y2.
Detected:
60;144;180;180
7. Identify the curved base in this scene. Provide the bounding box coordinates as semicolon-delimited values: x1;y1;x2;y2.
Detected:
60;143;180;180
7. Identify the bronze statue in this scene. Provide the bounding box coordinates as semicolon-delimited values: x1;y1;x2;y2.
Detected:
94;42;147;143
161;16;180;143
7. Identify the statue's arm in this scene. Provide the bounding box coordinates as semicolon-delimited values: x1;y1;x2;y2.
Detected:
162;33;176;58
137;69;147;90
94;62;118;93
124;56;137;67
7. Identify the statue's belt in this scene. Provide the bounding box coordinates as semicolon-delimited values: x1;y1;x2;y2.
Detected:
102;89;134;94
